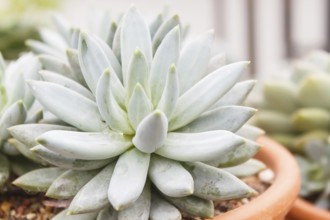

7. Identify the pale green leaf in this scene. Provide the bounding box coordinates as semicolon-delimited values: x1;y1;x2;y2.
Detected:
150;193;181;220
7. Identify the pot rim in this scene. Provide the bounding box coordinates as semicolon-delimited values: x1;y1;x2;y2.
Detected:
212;135;301;220
288;197;330;220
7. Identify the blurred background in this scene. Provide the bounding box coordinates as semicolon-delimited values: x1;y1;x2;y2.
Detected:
0;0;328;79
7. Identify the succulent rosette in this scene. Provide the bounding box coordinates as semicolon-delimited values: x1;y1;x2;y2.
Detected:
11;7;264;219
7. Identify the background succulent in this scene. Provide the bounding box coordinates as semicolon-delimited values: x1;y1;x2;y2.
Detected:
0;52;43;189
12;7;265;219
254;50;330;208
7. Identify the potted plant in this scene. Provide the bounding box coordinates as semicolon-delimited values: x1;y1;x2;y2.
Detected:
7;6;300;219
254;50;330;219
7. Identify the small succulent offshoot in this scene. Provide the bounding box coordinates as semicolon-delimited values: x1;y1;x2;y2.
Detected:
254;50;330;209
0;52;43;189
12;7;265;219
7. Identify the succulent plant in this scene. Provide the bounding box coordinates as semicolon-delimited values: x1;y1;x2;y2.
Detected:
0;52;43;188
254;50;330;209
11;7;265;219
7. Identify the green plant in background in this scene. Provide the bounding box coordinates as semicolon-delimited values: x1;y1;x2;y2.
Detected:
254;50;330;209
11;6;265;219
0;52;44;189
0;0;61;59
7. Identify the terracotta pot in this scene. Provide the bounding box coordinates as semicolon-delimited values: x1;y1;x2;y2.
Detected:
211;136;300;220
287;197;330;220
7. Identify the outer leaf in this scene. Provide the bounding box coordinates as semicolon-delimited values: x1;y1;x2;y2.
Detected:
127;84;153;129
150;194;181;220
149;155;193;197
26;40;62;58
179;106;256;133
149;13;163;38
51;15;71;44
46;169;98;199
165;195;214;218
152;15;180;53
108;148;150;211
156;131;244;161
177;30;214;93
13;168;66;193
38;55;76;80
70;28;80;49
66;49;88;86
222;159;266;177
9;124;76;148
31;145;113;170
78;32;122;93
112;22;122;62
37;130;132;160
53;209;98;220
2;141;20;156
40;70;94;100
126;49;150;100
184;162;256;200
207;53;226;73
206;139;261;167
96;70;133;134
106;22;117;47
10;156;41;176
28;81;105;132
236;125;265;141
254;110;293;133
69;162;116;214
0;154;9;188
212;80;256;108
97;206;118;220
121;6;152;82
118;182;151;220
157;65;179;118
39;29;67;52
133;110;168;153
169;62;249;130
0;101;26;141
150;26;180;105
8;139;46;165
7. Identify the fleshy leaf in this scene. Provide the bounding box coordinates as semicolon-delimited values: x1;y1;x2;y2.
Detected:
66;49;87;86
9;124;76;148
177;30;214;93
0;101;26;141
69;162;116;214
26;40;63;58
95;69;133;134
156;131;244;161
37;130;132;160
108;148;150;211
169;62;249;130
206;139;261;167
121;6;152;83
46;169;98;199
222;159;266;177
179;106;256;133
152;15;180;53
184;162;257;200
149;13;163;38
8;139;46;165
38;55;76;80
207;53;226;73
40;70;94;100
236;125;265;141
150;193;181;220
117;182;151;220
211;80;256;108
157;65;179;118
51;15;71;44
39;29;67;52
254;110;293;133
126;49;150;101
13;168;66;193
53;209;98;220
133;110;168;153
31;145;113;170
0;154;9;188
127;84;153;129
165;195;214;218
97;206;118;220
28;81;105;132
150;26;180;105
149;155;193;197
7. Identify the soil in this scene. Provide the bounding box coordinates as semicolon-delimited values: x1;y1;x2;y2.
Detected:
0;169;273;220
